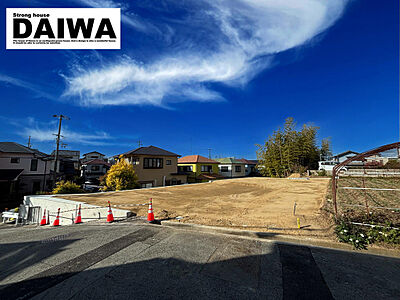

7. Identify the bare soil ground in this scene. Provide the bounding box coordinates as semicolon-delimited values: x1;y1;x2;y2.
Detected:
62;177;332;237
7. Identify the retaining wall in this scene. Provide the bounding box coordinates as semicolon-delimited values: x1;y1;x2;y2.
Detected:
23;195;132;226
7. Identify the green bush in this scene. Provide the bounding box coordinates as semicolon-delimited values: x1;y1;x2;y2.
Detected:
335;221;400;250
52;180;84;194
335;221;368;250
317;169;327;176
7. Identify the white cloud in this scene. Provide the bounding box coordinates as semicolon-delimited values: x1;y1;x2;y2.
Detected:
24;127;113;146
0;73;56;100
8;117;115;146
74;0;158;33
64;0;348;107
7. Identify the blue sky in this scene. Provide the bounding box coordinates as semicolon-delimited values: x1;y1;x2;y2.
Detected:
0;0;398;159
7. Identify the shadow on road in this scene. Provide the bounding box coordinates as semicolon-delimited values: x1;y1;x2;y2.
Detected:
0;239;399;300
0;238;79;282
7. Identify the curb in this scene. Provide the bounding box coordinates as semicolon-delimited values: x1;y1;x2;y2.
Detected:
160;220;400;258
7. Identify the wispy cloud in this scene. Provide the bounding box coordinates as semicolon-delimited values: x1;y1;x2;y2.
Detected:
63;0;348;107
0;73;57;100
2;116;116;146
74;0;159;34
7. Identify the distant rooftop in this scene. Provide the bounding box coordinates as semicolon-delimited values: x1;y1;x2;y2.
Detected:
117;145;180;157
50;150;80;156
83;151;105;156
334;150;359;158
237;158;258;165
0;142;47;157
83;159;111;167
178;155;219;164
214;157;246;164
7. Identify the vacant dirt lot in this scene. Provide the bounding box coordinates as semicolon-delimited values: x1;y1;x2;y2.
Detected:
63;177;331;236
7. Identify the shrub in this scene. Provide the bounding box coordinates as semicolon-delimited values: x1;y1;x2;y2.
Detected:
317;169;327;176
335;221;368;250
335;220;400;250
102;157;138;191
384;160;400;169
52;180;84;194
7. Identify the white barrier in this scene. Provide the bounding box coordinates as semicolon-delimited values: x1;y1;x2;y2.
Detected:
24;195;132;226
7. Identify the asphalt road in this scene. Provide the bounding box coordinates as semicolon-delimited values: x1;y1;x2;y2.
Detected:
0;221;399;299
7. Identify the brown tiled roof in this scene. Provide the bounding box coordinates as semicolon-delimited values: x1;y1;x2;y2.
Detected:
178;155;220;164
197;173;224;180
237;158;258;165
84;159;111;167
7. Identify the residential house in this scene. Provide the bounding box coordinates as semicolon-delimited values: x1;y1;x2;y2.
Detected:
319;150;361;172
116;146;187;188
178;155;222;182
0;142;51;200
81;151;106;163
81;159;111;183
215;158;246;178
237;159;259;176
49;150;80;179
365;154;399;167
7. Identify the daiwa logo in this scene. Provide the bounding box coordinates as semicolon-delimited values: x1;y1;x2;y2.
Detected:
6;8;121;49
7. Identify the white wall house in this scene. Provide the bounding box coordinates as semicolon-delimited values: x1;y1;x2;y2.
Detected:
215;158;246;178
0;142;51;196
318;150;360;172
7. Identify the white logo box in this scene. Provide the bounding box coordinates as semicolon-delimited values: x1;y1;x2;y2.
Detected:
6;8;121;49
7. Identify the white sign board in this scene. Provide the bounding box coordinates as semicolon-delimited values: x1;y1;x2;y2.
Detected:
6;8;121;49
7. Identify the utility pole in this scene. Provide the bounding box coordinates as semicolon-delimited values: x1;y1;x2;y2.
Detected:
208;148;212;159
137;139;143;148
27;136;32;148
52;114;69;185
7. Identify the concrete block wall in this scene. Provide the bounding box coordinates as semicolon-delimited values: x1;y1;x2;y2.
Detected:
24;195;131;226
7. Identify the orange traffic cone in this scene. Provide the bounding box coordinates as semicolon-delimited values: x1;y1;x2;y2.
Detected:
147;198;155;222
74;204;82;224
107;201;114;223
53;208;61;226
40;209;47;226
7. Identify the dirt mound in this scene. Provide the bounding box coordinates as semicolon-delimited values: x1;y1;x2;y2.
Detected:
288;173;302;178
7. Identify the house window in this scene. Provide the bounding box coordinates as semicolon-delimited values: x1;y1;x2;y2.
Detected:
92;165;100;171
201;165;212;172
220;166;229;172
235;166;242;172
30;159;38;171
141;182;153;188
143;158;163;169
166;159;172;165
131;158;140;165
10;157;20;164
180;166;192;172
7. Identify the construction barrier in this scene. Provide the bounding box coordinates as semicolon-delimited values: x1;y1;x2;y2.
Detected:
147;198;155;222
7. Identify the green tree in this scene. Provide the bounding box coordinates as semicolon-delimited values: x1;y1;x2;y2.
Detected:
320;138;332;159
257;118;326;177
103;156;138;191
